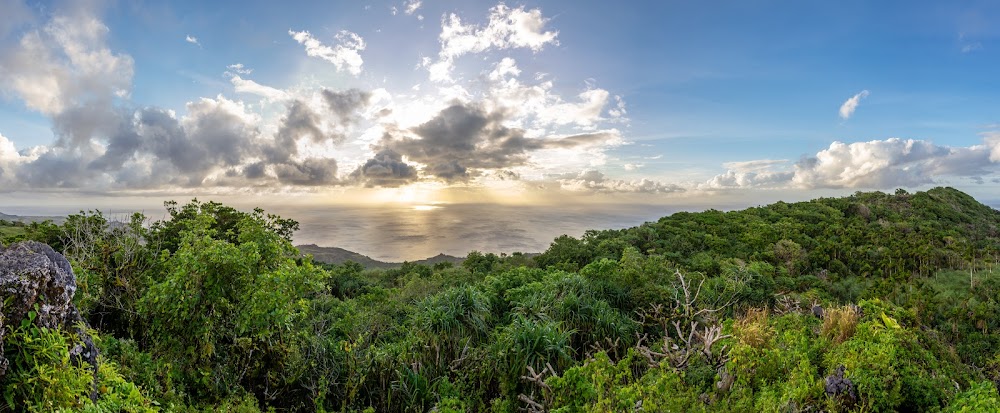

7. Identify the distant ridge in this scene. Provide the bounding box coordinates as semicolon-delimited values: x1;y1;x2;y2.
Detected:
296;244;465;269
0;211;64;224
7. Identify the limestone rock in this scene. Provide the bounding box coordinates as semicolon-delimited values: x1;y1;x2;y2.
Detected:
0;241;97;399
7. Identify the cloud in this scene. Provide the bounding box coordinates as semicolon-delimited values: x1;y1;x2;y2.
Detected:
706;137;1000;190
701;170;794;190
0;7;635;195
541;131;623;149
349;148;418;187
230;75;289;101
839;90;869;120
482;58;611;128
225;63;253;75
185;35;200;46
404;0;422;15
536;89;609;127
428;4;559;82
321;88;372;124
289;29;366;75
961;42;983;53
0;11;134;116
272;157;338;186
554;170;684;194
375;102;619;182
722;159;789;172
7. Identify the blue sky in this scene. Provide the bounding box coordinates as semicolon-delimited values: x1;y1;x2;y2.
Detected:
1;0;1000;205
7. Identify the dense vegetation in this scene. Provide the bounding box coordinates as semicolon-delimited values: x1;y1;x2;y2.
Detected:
1;187;999;411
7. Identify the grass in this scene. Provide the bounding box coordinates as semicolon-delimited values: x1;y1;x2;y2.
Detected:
0;223;26;242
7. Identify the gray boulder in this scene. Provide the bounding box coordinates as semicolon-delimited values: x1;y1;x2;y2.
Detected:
0;241;97;399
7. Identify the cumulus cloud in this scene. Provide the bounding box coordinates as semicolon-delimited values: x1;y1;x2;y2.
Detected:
382;103;529;180
374;102;622;182
427;4;558;82
289;29;366;75
839;90;869;120
185;35;200;46
706;137;1000;190
349;148;418;187
482;58;611;128
0;133;25;184
0;5;638;195
272;157;338;186
0;10;134;115
701;170;794;190
321;88;372;124
555;170;684;194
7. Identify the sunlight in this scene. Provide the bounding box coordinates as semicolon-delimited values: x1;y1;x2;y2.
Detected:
411;204;441;211
367;182;448;205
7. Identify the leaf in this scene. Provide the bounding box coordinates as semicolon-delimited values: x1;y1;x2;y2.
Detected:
880;312;900;329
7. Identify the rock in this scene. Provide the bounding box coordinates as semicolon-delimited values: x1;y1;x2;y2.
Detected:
812;304;825;319
0;241;98;400
825;365;856;406
1;241;78;329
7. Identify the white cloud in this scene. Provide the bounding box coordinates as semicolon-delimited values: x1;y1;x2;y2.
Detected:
702;170;794;189
229;75;289;101
428;4;559;82
185;34;200;46
706;137;1000;190
961;42;983;53
405;0;422;15
537;88;609;127
480;58;610;129
289;29;366;75
0;12;134;115
623;163;642;171
839;89;869;120
226;63;253;75
554;170;683;194
0;133;21;162
722;159;789;172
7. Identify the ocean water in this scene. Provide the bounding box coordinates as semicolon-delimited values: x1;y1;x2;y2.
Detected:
0;200;677;262
265;203;676;261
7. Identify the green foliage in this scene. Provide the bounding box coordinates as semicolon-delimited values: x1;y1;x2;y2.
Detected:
4;188;1000;412
3;316;153;412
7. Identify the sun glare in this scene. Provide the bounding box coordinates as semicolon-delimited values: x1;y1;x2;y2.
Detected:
411;205;441;211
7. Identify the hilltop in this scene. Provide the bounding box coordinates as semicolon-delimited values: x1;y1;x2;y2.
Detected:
296;243;464;269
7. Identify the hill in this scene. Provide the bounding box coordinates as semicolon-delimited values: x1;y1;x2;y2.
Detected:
3;188;1000;412
296;243;464;269
537;186;1000;282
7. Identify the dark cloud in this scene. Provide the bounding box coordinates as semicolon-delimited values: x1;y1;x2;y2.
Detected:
542;132;619;149
493;169;520;181
350;149;418;187
267;100;327;164
16;149;93;188
273;157;338;186
243;162;267;180
321;88;371;124
380;103;535;180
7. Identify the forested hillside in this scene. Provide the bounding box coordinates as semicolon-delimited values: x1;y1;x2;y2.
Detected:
1;187;999;412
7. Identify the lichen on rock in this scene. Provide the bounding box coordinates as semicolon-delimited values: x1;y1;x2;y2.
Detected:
0;241;98;399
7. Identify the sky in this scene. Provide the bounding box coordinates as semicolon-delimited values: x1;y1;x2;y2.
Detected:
2;0;1000;210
